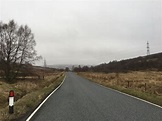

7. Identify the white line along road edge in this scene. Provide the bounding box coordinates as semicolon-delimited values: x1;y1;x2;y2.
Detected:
26;76;66;121
98;83;162;109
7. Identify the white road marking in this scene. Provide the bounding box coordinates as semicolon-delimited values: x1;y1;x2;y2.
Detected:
98;82;162;109
26;76;66;121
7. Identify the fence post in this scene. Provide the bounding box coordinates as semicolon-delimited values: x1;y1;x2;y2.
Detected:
127;81;130;88
9;90;14;114
145;83;147;92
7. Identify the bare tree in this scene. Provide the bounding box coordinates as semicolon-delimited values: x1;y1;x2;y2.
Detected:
0;20;41;82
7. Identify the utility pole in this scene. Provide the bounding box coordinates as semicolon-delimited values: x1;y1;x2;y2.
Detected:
43;58;46;80
44;58;47;68
147;41;150;56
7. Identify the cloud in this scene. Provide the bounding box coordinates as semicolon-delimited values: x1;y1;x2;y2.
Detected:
1;0;161;65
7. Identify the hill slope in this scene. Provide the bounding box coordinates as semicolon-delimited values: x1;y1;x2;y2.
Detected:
74;52;162;72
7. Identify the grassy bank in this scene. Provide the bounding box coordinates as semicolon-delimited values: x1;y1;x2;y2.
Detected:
78;71;162;107
0;72;64;121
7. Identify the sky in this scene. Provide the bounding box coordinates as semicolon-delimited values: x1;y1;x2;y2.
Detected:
0;0;162;66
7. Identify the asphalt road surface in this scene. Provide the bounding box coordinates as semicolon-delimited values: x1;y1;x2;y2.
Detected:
29;72;162;121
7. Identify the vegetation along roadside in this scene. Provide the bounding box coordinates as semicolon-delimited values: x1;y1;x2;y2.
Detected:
0;71;65;121
78;71;162;107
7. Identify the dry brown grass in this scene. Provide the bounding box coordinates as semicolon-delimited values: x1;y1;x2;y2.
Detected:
78;71;162;106
79;71;162;94
0;72;64;121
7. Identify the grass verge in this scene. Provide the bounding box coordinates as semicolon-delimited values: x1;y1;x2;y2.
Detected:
78;72;162;107
106;85;162;106
0;74;64;121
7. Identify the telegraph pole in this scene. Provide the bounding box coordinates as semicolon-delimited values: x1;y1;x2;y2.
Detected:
44;58;47;68
43;58;46;80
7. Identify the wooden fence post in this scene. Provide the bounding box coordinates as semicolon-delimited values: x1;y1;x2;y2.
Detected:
127;81;130;88
145;83;147;92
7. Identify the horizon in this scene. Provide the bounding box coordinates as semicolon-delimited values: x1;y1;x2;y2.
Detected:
38;51;162;68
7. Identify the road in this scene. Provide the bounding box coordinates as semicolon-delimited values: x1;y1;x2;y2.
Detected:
29;72;162;121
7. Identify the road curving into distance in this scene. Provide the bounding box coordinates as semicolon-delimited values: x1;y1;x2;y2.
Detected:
28;72;162;121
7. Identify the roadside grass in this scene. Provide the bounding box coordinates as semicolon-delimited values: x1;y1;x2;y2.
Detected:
0;72;64;121
78;71;162;107
107;85;162;106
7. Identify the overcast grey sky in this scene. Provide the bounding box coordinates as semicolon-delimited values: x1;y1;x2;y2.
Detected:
0;0;162;66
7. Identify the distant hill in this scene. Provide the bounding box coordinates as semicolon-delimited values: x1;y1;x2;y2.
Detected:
48;64;91;70
47;64;75;70
74;52;162;72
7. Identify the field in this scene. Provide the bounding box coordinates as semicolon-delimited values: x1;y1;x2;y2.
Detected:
0;71;64;121
78;71;162;106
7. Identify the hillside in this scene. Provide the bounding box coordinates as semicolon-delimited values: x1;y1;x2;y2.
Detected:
74;52;162;72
